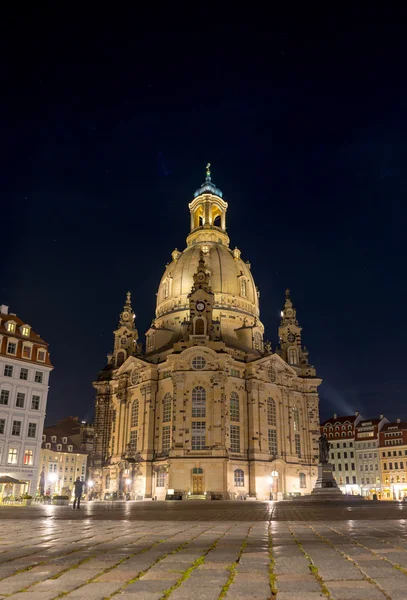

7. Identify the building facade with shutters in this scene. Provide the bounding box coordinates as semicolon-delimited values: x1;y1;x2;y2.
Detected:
91;168;321;501
378;420;407;500
0;304;53;494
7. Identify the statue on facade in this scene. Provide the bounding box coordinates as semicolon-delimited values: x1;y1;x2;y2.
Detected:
318;433;330;464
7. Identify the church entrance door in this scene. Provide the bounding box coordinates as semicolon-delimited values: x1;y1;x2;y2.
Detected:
192;475;204;494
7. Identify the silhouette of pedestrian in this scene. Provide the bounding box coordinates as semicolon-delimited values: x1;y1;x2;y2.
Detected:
73;477;84;509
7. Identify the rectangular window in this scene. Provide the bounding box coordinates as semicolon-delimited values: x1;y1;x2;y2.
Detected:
346;476;349;484
192;399;206;418
295;433;301;457
162;425;171;452
162;400;171;423
131;402;139;427
31;395;40;410
34;371;43;384
37;350;46;361
230;425;240;452
268;429;277;456
350;452;354;458
344;452;348;458
4;365;13;377
0;390;10;405
401;461;404;469
345;463;349;471
24;450;33;465
16;392;25;408
352;476;356;484
20;368;28;380
351;463;355;470
191;421;206;450
395;462;399;470
27;423;37;438
389;462;393;470
129;429;137;451
22;345;31;358
0;419;5;434
8;448;18;464
337;452;341;458
12;421;21;436
156;470;166;487
338;464;342;471
7;342;16;355
331;453;334;460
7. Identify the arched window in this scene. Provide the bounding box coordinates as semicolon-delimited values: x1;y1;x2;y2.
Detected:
268;365;276;382
146;333;155;353
292;407;300;431
267;398;276;426
131;400;139;427
230;392;240;422
213;215;221;227
163;393;172;422
299;473;306;488
195;318;205;335
288;348;298;365
234;469;244;487
192;467;203;474
253;332;262;351
240;278;247;297
192;386;206;417
116;351;125;367
163;279;169;299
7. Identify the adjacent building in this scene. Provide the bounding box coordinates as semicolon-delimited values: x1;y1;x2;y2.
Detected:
40;427;87;496
0;304;52;494
355;416;388;498
91;168;322;501
379;420;407;500
321;412;362;494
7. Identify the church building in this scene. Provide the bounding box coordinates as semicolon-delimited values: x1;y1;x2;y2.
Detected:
91;167;321;500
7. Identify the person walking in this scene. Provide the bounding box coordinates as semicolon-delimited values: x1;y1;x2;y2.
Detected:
73;477;84;509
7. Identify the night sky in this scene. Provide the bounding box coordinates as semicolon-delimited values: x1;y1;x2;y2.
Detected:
2;8;407;425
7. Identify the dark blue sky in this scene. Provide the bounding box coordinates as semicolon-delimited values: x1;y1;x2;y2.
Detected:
2;8;407;424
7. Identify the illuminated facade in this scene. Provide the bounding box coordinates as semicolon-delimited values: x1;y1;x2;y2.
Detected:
379;420;407;500
40;428;87;496
355;416;388;498
91;168;321;500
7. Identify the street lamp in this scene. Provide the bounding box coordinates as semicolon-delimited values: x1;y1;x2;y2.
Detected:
270;471;279;501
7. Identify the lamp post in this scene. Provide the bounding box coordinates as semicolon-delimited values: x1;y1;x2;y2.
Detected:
270;470;279;501
48;473;57;497
88;480;94;500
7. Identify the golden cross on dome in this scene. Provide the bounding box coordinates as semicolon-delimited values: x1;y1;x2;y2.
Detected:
206;162;211;177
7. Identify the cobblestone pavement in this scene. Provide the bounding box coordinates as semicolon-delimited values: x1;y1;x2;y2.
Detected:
0;502;407;599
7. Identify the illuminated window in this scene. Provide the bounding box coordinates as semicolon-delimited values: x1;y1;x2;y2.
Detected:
268;429;277;456
230;392;240;422
162;425;171;451
191;356;206;370
8;448;18;464
295;433;301;457
156;469;166;487
230;425;240;452
234;469;244;487
162;393;172;422
24;450;33;465
6;322;15;333
253;332;262;351
288;348;298;365
267;398;276;426
192;386;206;417
22;326;30;336
268;366;276;382
299;473;306;488
131;400;139;427
240;279;247;297
292;407;300;431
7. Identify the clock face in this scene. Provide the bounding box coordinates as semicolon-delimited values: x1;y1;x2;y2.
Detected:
122;312;129;320
196;301;205;312
287;333;295;343
121;337;127;345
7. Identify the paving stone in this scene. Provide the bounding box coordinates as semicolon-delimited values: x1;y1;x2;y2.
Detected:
326;579;386;600
225;581;271;599
65;582;123;598
276;578;322;593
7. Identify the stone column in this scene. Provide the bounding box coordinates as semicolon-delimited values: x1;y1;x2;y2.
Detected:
247;380;260;495
140;382;157;498
212;373;226;449
171;373;186;451
221;210;226;230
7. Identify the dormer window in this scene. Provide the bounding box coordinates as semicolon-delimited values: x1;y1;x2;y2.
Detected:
57;444;62;451
240;278;247;297
42;434;46;442
21;325;30;336
22;345;32;359
37;349;46;362
68;445;73;452
6;322;16;333
62;437;67;444
51;436;56;443
45;443;51;449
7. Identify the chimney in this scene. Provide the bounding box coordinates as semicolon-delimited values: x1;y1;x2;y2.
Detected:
333;413;337;419
355;411;359;416
0;305;8;315
397;418;401;423
380;414;384;420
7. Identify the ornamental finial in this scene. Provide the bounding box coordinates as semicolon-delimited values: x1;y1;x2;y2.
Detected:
206;162;211;178
126;291;131;306
285;288;290;299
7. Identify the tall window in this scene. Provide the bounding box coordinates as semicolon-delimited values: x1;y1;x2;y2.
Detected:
34;371;43;384
230;392;240;422
295;433;301;457
292;407;300;431
230;425;240;452
131;400;139;427
162;393;172;422
299;473;306;488
28;423;37;438
267;398;276;426
4;365;13;377
20;368;28;380
129;429;137;451
24;450;33;465
0;419;5;434
288;348;298;365
268;429;277;456
7;342;16;355
7;322;16;333
156;469;166;487
268;366;276;382
16;393;25;408
31;395;40;410
37;350;46;361
192;386;206;417
22;326;30;336
253;332;262;351
8;448;18;464
162;425;171;451
192;421;206;449
12;421;21;436
234;469;244;487
194;318;205;335
163;279;169;299
0;390;10;405
240;278;247;297
116;351;125;366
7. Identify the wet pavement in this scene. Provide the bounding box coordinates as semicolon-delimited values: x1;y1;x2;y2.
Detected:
0;501;407;599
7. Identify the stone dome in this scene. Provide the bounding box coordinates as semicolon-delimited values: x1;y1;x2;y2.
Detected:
153;169;265;352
